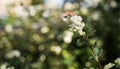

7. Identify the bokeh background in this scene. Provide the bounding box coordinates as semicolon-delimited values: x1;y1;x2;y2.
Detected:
0;0;120;69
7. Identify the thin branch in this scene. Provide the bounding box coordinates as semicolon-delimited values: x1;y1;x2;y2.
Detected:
89;45;102;69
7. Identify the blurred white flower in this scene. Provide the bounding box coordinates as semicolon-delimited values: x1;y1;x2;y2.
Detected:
63;17;69;22
13;5;29;17
42;10;51;18
39;54;46;62
92;11;100;20
0;63;8;69
63;30;73;44
62;15;71;22
85;62;91;67
64;2;75;10
80;7;89;15
38;45;45;51
110;0;117;8
5;24;13;33
63;15;85;35
35;5;44;11
78;30;85;35
104;63;115;69
32;34;41;42
50;45;61;55
0;63;14;69
115;57;120;65
28;6;36;16
31;23;40;30
15;28;24;36
5;50;21;59
80;0;101;8
44;0;65;9
40;26;50;34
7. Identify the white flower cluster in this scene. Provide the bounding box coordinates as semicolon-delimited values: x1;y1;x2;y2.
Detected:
0;63;14;69
5;50;21;59
63;15;85;35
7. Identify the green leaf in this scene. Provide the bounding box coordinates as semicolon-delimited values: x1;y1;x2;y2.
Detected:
76;39;83;47
94;47;103;57
89;56;95;60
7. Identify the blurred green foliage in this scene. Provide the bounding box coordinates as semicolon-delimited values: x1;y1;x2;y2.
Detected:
0;0;120;69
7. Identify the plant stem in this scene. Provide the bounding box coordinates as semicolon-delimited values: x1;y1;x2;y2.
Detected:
89;45;102;69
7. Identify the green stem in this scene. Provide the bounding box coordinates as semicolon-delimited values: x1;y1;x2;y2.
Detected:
89;45;102;69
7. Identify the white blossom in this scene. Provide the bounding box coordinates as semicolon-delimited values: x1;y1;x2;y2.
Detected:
0;63;14;69
70;15;82;25
44;0;64;9
41;26;50;34
42;10;51;18
5;50;21;59
80;7;89;15
39;54;46;62
13;5;29;17
115;57;120;65
64;2;75;10
63;30;73;44
0;63;8;69
63;15;85;35
50;45;61;55
78;30;85;35
104;63;115;69
5;24;13;33
28;6;36;16
63;17;68;22
92;11;100;20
